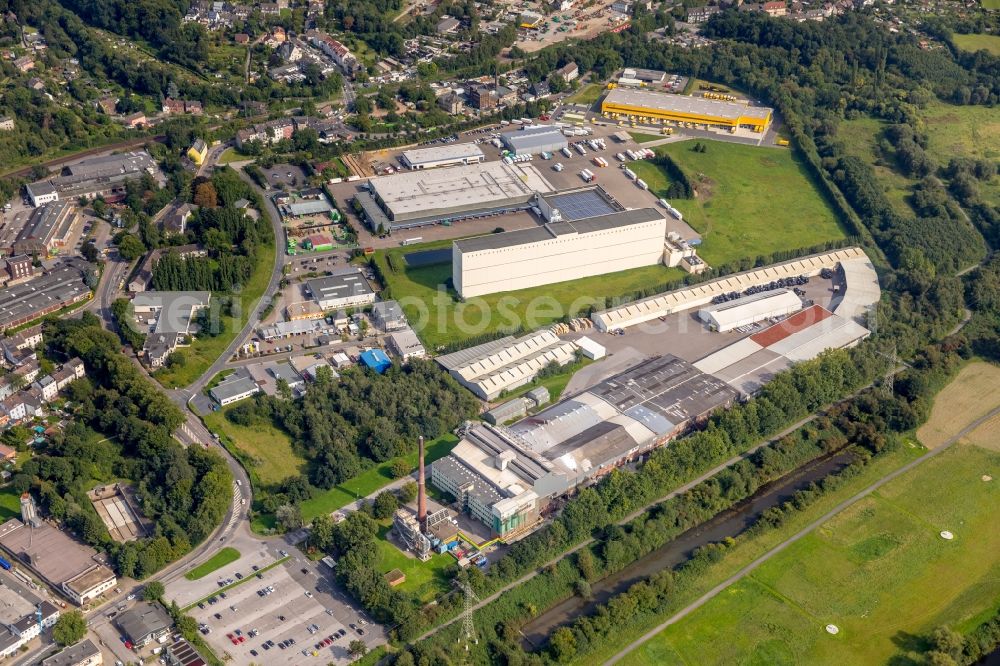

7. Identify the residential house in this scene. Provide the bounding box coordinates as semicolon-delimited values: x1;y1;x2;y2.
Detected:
187;138;208;166
763;0;787;14
96;96;118;115
13;55;33;72
27;77;44;91
556;62;579;82
0;116;14;131
234;32;250;44
121;112;146;129
438;93;465;114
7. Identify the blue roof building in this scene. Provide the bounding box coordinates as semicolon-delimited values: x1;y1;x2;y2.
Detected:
360;349;392;374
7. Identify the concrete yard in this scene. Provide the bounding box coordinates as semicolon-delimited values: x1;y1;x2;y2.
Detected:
561;273;841;396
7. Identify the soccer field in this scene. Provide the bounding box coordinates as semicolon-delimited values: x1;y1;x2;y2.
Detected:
623;442;1000;666
632;140;847;267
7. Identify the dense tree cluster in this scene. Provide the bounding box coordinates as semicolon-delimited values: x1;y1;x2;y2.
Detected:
231;359;477;497
14;315;233;579
151;168;272;293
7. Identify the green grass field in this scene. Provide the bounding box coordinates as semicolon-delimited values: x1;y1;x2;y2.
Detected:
296;434;458;523
623;443;1000;665
377;249;684;350
204;405;306;486
628;132;662;144
632;140;847;266
565;83;605;106
953;33;1000;55
839;101;1000;211
0;486;21;521
375;524;453;601
217;147;250;165
980;0;1000;9
154;246;274;388
184;547;241;580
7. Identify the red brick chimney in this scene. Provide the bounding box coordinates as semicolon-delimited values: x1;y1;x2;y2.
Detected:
417;436;427;530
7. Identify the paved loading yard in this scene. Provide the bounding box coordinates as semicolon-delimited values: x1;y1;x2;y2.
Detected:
185;548;383;664
561;273;841;396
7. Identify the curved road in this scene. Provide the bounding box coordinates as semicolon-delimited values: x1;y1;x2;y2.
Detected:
603;405;1000;665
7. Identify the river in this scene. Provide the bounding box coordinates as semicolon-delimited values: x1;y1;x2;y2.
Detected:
521;449;857;648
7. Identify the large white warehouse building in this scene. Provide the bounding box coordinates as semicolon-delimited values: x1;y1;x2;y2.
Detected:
400;143;485;170
698;289;803;332
453;208;667;298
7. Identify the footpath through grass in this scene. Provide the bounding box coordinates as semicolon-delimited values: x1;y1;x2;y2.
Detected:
245;433;460;532
632;140;847;267
621;443;1000;666
567;443;924;665
184;547;241;581
297;434;459;523
154;246;274;388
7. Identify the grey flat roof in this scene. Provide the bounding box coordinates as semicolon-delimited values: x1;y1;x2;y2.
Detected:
211;369;259;402
25;182;57;196
368;162;553;218
588;354;738;426
401;143;484;166
501;126;568;152
372;300;404;322
603;87;773;122
305;269;374;303
131;291;210;334
285;199;332;216
41;639;101;666
116;603;171;643
454;207;663;253
0;259;90;329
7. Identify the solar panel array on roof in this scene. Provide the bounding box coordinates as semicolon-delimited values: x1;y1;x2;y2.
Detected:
543;188;621;221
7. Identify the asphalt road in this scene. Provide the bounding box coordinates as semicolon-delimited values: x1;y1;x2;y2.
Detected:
172;167;286;405
603;403;1000;665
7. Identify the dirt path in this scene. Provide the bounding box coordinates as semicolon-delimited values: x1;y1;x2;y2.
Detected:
603;403;1000;665
916;361;1000;448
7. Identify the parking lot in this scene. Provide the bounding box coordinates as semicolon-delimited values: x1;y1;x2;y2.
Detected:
327;122;701;251
261;163;310;189
179;545;383;664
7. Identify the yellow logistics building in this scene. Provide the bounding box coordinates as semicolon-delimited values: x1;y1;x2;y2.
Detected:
187;138;208;166
601;87;773;133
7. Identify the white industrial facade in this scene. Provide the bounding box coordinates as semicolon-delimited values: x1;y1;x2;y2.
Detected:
400;143;485;170
453;208;667;298
501;125;569;155
592;247;874;331
698;289;803;332
436;330;577;400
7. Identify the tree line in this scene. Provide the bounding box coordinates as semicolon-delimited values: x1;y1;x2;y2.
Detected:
13;314;234;580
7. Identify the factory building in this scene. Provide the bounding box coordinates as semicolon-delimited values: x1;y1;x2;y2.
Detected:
592;247;875;332
357;161;554;231
436;330;578;401
500;125;568;155
304;269;376;310
695;304;871;395
400;143;485;170
25;152;163;205
698;289;803;332
0;259;91;331
13;201;78;256
601;87;773;132
453;208;666;298
432;355;738;539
